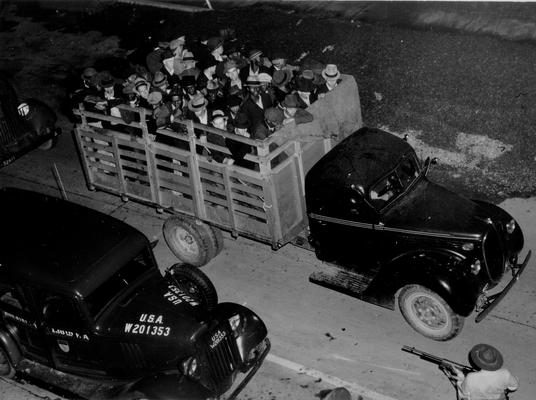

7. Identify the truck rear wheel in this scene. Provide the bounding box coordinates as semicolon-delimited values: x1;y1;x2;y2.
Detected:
167;264;218;312
398;284;464;341
163;216;215;267
0;346;15;378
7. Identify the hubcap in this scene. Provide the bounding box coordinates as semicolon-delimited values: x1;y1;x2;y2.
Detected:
411;294;447;330
172;227;199;257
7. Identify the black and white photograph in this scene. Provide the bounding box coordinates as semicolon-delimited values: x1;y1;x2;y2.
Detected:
0;1;535;399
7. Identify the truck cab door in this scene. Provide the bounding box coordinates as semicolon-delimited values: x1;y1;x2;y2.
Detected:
309;185;381;273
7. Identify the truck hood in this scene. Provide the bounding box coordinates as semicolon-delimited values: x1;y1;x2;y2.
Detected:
383;179;492;237
98;273;210;344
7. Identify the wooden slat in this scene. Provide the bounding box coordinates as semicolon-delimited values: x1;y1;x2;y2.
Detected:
120;158;148;172
154;147;190;163
122;170;150;182
82;141;113;152
117;140;146;151
87;159;118;173
83;150;116;164
154;157;188;171
157;175;192;195
118;149;147;162
233;203;267;220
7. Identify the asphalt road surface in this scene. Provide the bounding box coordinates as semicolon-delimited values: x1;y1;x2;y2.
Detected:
1;2;536;400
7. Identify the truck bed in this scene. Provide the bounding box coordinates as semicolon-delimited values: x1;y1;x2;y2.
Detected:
73;75;362;249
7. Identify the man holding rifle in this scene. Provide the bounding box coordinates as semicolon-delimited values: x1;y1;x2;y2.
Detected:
403;344;519;400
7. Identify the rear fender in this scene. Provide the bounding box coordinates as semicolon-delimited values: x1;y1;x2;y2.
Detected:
21;99;58;136
0;327;22;367
362;250;480;316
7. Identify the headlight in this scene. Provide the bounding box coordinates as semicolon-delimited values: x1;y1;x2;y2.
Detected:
229;314;241;332
17;102;30;117
462;242;474;251
506;219;516;234
470;260;481;275
180;356;199;378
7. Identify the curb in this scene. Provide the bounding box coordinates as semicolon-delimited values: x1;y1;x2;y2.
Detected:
113;0;211;13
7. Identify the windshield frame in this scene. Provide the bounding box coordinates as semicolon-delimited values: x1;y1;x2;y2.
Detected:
367;153;422;212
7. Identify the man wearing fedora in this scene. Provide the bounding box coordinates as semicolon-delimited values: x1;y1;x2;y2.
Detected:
447;344;519;400
239;49;271;83
279;93;314;126
272;69;293;104
240;75;274;129
317;64;342;98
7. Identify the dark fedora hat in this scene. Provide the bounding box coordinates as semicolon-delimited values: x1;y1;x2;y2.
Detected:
272;69;291;87
469;344;504;371
282;93;300;109
295;76;314;93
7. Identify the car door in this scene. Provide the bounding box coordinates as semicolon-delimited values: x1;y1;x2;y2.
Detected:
32;290;104;375
0;282;50;364
309;185;383;275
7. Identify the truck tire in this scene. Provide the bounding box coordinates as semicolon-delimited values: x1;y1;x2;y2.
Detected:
163;216;215;267
0;346;15;378
167;264;218;312
398;284;464;341
204;225;224;259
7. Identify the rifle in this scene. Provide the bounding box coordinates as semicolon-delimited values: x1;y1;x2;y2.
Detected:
402;345;476;375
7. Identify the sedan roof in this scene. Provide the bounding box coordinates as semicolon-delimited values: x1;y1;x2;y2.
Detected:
0;187;149;297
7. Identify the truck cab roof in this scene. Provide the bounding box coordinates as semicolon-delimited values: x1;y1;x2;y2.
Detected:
306;127;417;192
0;187;150;297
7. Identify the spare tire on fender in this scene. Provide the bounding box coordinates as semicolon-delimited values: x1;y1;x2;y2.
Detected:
165;264;218;312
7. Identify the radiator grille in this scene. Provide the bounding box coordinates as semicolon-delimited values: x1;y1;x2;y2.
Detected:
204;327;241;387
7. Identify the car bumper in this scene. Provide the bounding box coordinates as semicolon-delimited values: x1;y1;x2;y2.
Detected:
224;338;270;400
475;250;531;322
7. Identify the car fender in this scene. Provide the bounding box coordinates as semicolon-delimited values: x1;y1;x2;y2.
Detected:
215;302;268;351
21;98;58;137
121;372;215;400
0;327;22;367
362;249;480;316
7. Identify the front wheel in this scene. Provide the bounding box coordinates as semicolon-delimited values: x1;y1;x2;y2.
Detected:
398;284;464;341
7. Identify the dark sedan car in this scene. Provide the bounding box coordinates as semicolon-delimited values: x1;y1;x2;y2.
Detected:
0;187;269;399
0;74;60;167
306;127;530;340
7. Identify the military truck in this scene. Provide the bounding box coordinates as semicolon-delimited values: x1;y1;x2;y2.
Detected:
73;75;530;341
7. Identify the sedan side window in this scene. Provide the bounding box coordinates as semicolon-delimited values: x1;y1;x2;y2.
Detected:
41;295;85;330
0;283;25;310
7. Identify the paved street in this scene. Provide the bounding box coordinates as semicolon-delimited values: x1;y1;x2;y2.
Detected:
1;1;536;400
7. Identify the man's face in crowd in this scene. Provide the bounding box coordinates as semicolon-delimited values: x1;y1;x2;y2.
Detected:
226;67;239;81
186;84;196;95
212;116;226;130
248;86;260;99
137;84;150;99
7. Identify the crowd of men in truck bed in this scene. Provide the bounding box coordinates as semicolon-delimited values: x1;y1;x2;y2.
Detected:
69;29;343;167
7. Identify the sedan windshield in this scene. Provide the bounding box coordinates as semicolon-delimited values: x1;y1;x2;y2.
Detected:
85;248;153;319
369;155;420;209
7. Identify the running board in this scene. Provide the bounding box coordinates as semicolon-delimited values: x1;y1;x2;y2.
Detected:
309;265;373;297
